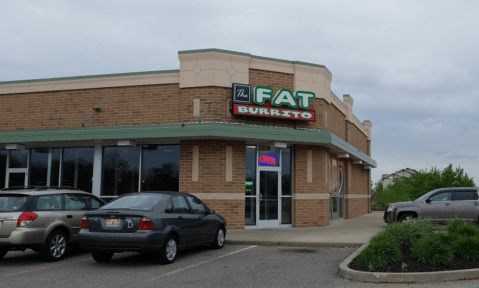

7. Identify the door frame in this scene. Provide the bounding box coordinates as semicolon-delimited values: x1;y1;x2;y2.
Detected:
5;149;30;188
256;151;282;228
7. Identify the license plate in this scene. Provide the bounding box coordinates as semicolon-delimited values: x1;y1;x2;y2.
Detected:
105;219;121;228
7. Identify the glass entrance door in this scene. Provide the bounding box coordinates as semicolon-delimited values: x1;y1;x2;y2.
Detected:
6;172;27;188
257;170;281;228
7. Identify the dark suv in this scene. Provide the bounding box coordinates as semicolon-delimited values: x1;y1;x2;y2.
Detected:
0;187;105;261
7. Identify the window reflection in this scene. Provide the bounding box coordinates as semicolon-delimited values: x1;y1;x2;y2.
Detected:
30;148;49;186
9;150;28;168
0;150;6;189
281;148;291;196
62;148;94;192
102;146;140;196
141;145;179;192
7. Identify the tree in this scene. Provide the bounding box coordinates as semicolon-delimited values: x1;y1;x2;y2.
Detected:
374;164;475;209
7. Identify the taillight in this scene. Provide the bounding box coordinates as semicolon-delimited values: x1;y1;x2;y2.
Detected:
138;217;155;230
81;216;89;229
17;212;38;227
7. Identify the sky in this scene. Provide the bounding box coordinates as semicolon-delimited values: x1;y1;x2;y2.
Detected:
1;0;479;185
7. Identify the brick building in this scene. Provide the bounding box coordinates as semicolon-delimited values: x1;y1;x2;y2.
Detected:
0;49;376;229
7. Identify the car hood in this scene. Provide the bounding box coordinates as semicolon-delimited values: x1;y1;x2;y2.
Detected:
390;201;416;207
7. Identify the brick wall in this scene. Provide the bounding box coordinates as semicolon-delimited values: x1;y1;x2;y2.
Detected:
179;140;245;229
348;122;368;155
293;145;329;227
344;159;370;219
328;104;346;140
0;84;181;131
180;87;231;123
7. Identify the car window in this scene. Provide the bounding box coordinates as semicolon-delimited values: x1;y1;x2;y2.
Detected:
0;195;28;212
453;191;478;201
186;196;206;213
102;194;163;210
65;194;87;211
82;195;103;209
35;195;63;211
430;192;452;202
171;196;189;213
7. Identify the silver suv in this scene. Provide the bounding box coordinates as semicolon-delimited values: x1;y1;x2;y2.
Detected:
0;187;105;261
384;187;479;224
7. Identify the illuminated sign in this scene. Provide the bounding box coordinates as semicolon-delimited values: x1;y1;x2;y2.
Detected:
232;84;315;121
258;154;279;166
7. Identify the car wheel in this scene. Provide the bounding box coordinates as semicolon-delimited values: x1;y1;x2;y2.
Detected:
399;213;416;223
41;230;67;262
159;235;178;264
92;252;114;263
0;250;7;260
211;227;225;249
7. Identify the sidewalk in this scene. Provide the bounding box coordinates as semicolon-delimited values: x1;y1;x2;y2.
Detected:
226;212;386;248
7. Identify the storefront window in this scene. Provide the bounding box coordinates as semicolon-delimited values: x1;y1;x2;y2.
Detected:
30;148;49;186
258;148;280;167
102;146;140;196
50;148;61;187
62;148;94;193
8;150;28;168
0;150;6;189
141;145;179;192
245;146;257;225
281;147;292;224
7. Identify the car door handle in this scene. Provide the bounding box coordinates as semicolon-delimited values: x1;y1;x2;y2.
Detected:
445;203;451;206
197;216;202;220
177;216;183;220
66;215;73;218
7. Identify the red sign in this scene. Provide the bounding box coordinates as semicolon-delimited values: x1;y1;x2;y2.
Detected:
259;154;279;166
233;104;315;121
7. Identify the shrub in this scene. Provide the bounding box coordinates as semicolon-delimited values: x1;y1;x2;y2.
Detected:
411;234;453;265
384;219;436;247
451;223;479;237
436;231;454;246
451;235;479;260
356;232;402;271
446;217;468;234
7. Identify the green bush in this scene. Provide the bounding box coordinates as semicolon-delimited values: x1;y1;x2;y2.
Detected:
436;231;454;246
451;235;479;260
451;223;479;237
411;234;453;266
356;232;402;271
384;219;436;247
446;217;468;234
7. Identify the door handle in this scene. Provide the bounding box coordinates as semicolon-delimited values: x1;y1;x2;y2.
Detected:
258;194;262;201
177;216;183;220
66;215;73;219
445;203;451;206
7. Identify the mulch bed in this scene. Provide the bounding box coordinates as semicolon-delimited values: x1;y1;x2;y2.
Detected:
349;245;479;273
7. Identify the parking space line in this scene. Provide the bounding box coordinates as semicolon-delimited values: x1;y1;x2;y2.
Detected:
1;257;91;277
144;245;257;284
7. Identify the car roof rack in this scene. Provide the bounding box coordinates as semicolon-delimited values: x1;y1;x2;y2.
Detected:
0;186;83;192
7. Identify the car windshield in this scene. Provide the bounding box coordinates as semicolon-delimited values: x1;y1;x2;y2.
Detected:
0;195;28;212
101;194;164;210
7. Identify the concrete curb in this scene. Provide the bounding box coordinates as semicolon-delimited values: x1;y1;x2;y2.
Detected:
338;244;479;283
226;240;363;248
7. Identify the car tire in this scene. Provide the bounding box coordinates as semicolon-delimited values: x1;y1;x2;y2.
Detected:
92;252;114;263
211;227;225;249
159;235;178;264
0;250;7;260
41;230;68;262
399;213;416;223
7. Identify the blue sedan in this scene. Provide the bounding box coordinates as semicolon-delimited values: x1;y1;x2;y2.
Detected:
78;191;227;264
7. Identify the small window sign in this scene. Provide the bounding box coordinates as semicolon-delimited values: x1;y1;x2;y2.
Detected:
258;154;279;166
232;83;251;104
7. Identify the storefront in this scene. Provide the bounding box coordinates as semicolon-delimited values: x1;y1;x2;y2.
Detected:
0;49;376;229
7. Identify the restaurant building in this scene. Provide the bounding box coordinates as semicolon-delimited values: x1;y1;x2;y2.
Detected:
0;49;376;229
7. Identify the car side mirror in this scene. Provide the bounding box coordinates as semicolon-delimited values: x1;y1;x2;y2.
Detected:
425;198;431;204
165;208;172;213
208;209;215;214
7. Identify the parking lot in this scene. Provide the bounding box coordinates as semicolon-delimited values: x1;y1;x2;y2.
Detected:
4;244;479;288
